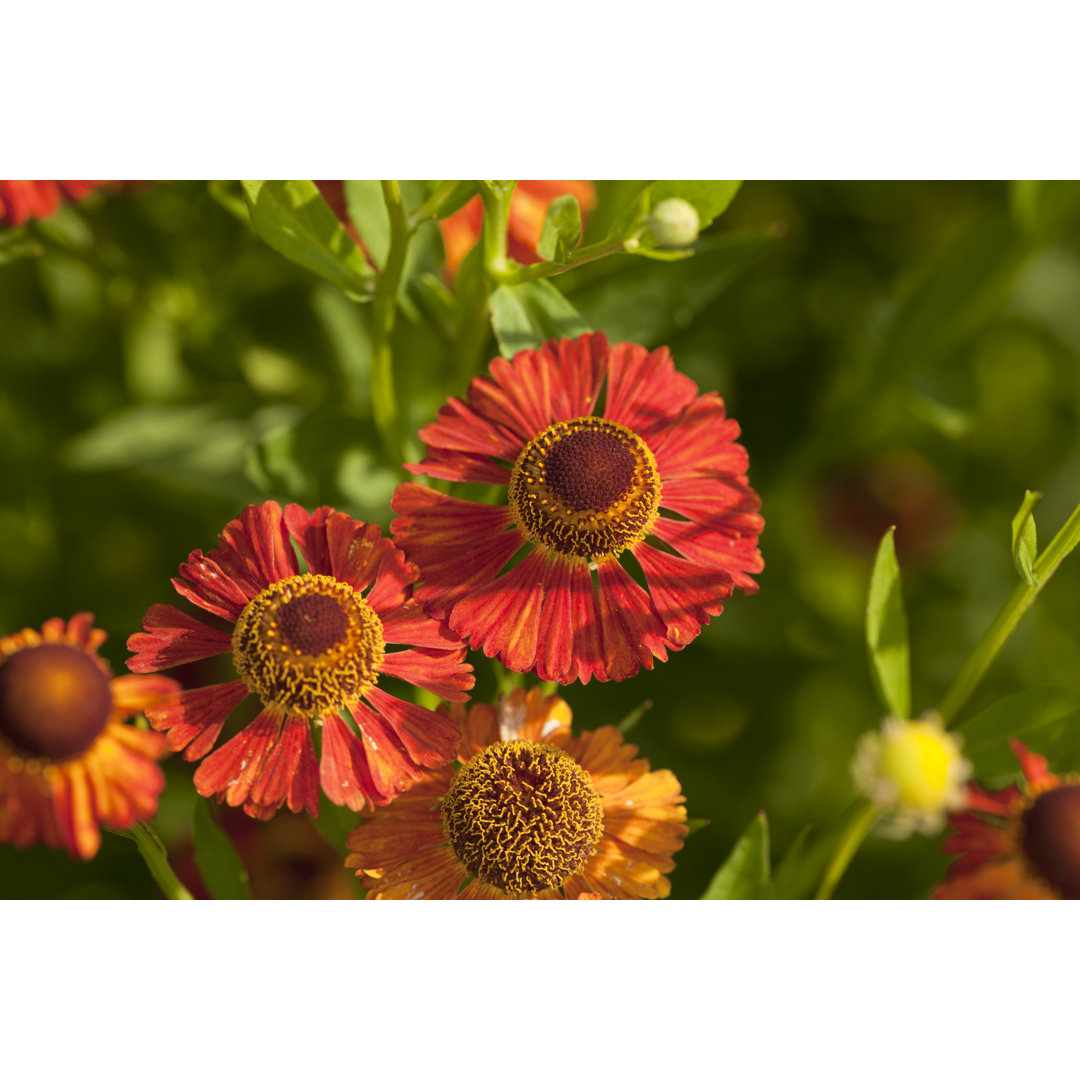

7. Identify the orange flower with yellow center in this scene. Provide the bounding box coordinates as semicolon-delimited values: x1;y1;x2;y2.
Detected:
934;739;1080;899
345;686;688;899
0;614;176;859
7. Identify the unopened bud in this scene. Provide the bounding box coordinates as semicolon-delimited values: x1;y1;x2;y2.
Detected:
647;198;700;248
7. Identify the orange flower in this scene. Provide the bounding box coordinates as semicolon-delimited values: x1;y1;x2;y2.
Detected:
933;739;1080;899
439;180;597;275
0;181;124;228
345;686;688;899
0;614;176;860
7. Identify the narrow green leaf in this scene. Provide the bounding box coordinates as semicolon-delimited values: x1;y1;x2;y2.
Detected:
865;527;911;718
343;179;390;269
608;180;741;245
537;194;582;264
242;180;374;298
192;797;251;900
616;699;652;734
770;803;864;899
685;817;709;836
700;812;770;900
1011;489;1043;586
416;179;477;222
489;280;591;355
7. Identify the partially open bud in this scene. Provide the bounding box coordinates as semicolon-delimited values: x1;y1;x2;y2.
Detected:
647;198;700;248
852;714;971;837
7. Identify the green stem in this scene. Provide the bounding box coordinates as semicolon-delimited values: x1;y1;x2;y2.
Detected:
129;822;194;900
370;180;410;470
815;801;879;900
408;180;468;229
494;236;628;285
478;181;515;280
938;498;1080;727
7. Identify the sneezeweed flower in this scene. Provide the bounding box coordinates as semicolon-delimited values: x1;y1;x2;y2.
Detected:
345;686;688;899
0;614;176;860
934;739;1080;899
127;501;474;821
439;180;597;276
392;332;764;683
852;714;971;837
0;180;125;227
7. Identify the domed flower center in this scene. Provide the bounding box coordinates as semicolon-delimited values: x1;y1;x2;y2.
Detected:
0;644;113;762
1020;784;1080;899
231;574;385;716
441;738;604;896
508;417;661;562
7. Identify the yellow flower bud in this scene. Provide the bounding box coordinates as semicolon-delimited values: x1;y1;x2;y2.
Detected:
647;198;700;248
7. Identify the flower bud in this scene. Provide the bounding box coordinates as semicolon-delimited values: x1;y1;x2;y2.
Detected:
852;714;971;837
647;198;700;248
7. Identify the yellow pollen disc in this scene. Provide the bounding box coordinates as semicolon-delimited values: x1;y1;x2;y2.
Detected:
508;417;661;562
441;739;604;896
231;574;385;716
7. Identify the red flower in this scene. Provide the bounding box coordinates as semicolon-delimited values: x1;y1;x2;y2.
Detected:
0;614;175;860
127;501;474;820
439;180;597;276
0;181;123;227
391;332;764;683
345;686;688;899
933;739;1080;899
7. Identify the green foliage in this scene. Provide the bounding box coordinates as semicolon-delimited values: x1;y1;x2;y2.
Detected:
242;180;374;298
701;812;770;899
489;280;591;354
865;529;911;719
192;798;251;900
609;180;741;250
537;194;582;265
1011;489;1043;586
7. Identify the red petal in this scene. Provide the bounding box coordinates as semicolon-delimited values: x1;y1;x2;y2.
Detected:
379;600;465;649
466;350;553;446
603;343;698;438
596;559;669;681
109;673;182;716
172;551;254;621
1010;738;1054;789
651;515;764;594
283;504;334;574
661;474;761;527
211;501;298;592
348;701;426;802
648;393;749;480
544;333;608;421
194;709;281;807
126;603;233;673
366;536;416;615
633;542;734;647
417;393;524;464
405;446;511;484
145;680;248;760
320;712;377;811
534;555;577;684
246;715;319;817
379;646;473;702
364;686;461;770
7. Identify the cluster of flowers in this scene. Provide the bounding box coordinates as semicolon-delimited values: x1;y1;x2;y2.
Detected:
0;324;768;899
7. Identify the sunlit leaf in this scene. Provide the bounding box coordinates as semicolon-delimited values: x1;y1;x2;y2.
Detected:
344;180;390;269
537;194;582;264
866;528;911;718
489;280;591;355
1011;489;1043;586
192;797;251;900
701;812;770;899
608;180;741;245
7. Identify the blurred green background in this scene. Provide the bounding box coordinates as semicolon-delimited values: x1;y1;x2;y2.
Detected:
3;179;1080;899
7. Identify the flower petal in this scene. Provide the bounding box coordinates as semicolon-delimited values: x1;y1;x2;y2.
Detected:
379;646;473;702
633;541;734;647
126;603;233;673
145;680;248;760
604;342;698;438
595;559;669;681
364;686;461;770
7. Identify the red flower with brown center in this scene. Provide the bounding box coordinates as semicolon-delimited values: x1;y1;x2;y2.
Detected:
0;614;176;859
127;501;474;821
345;686;688;899
934;739;1080;899
391;332;764;683
0;181;126;227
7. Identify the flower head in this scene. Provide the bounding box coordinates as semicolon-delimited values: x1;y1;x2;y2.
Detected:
438;180;597;276
934;739;1080;899
0;614;175;859
0;181;126;228
391;332;764;683
127;501;474;820
345;686;688;899
852;714;971;836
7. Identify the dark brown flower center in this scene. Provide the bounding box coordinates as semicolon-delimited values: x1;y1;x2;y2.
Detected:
231;574;385;716
441;738;604;896
1020;784;1080;899
508;417;661;562
0;644;113;762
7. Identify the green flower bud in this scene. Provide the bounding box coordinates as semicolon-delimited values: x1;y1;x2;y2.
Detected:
647;198;700;248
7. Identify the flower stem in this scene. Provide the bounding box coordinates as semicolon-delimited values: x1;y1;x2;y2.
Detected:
938;497;1080;727
478;181;516;280
494;237;628;285
814;801;879;900
370;180;410;471
128;822;194;901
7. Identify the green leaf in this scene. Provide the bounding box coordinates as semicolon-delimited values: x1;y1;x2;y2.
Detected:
770;803;864;899
865;527;911;718
0;228;45;266
701;812;770;899
343;180;390;269
961;681;1080;778
489;280;591;355
537;194;582;264
608;180;741;244
616;699;652;734
242;180;374;298
569;225;778;346
1011;489;1043;586
192;797;251;900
